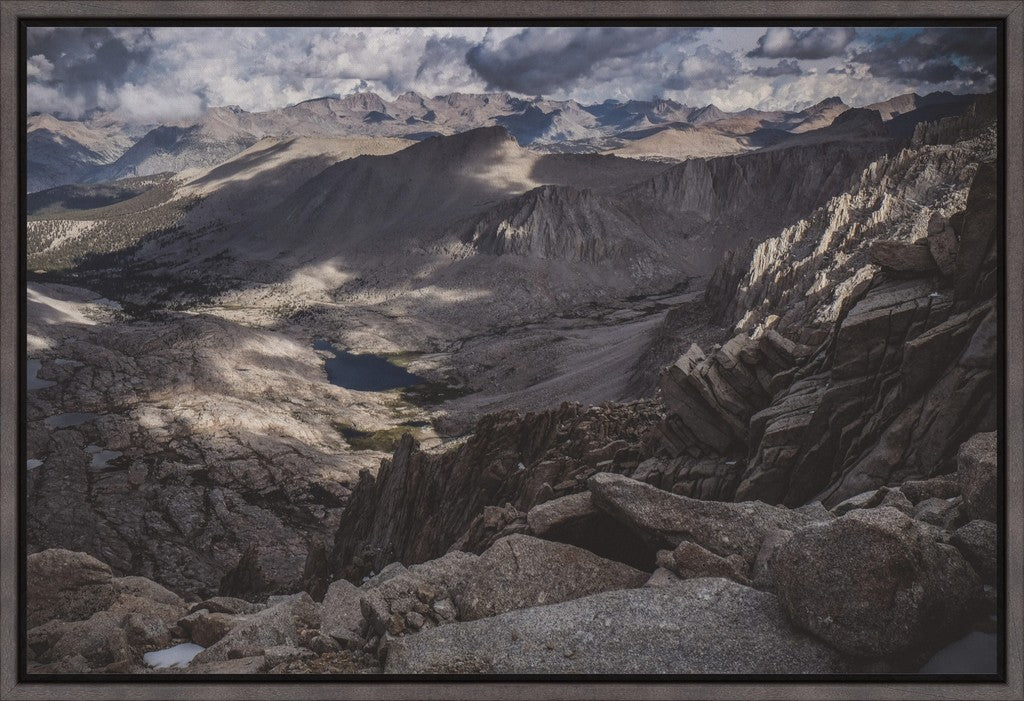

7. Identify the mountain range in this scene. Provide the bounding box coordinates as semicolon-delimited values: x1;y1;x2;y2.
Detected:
27;89;980;192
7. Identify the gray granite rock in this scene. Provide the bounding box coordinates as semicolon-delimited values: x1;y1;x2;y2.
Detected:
456;534;647;621
320;578;364;645
385;578;844;674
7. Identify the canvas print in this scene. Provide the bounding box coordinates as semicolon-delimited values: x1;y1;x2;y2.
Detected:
23;24;1001;676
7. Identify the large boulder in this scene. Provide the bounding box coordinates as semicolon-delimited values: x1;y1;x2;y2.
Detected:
456;534;647;621
178;610;240;647
525;490;659;571
26;549;117;628
957;432;997;521
588;472;810;565
900;477;961;505
770;507;981;658
926;212;958;277
385;578;844;674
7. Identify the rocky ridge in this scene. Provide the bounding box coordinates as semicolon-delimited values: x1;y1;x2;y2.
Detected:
28;429;996;673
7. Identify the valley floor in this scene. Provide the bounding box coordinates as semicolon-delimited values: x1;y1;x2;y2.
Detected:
24;273;706;600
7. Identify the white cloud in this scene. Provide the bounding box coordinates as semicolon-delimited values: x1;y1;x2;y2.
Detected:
26;54;53;81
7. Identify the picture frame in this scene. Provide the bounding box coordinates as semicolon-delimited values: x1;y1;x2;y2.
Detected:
1;2;1021;699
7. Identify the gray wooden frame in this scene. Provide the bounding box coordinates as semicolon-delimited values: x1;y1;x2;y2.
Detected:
1;2;1021;699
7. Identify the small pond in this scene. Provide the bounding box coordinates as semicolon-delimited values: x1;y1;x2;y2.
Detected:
27;358;56;391
313;339;424;391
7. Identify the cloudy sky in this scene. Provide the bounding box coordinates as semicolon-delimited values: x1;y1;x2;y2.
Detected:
26;25;997;123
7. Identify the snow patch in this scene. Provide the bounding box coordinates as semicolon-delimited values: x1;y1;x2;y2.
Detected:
143;642;204;669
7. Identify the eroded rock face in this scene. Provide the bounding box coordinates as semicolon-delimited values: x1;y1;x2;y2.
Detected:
456;534;647;621
682;120;997;509
770;507;981;658
384;578;844;674
736;280;996;507
656;332;808;458
26;303;386;600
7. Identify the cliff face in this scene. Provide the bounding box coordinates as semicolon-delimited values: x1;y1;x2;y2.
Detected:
706;122;996;344
736;163;998;506
656;162;997;507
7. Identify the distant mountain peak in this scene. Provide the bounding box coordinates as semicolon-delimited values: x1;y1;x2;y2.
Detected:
807;96;846;111
336;91;387;112
395;91;426;104
688;104;727;124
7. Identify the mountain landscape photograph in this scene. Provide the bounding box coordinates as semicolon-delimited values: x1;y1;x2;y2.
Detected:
14;20;1007;682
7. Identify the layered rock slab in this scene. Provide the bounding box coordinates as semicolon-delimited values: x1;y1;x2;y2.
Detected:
588;472;811;565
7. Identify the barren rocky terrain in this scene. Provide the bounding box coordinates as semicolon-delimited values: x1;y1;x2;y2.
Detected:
23;88;1000;676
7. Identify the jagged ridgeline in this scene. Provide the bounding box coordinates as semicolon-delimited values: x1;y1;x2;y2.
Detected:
25;89;999;675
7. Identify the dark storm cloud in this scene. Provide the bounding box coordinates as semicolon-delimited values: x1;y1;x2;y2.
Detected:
747;27;856;59
850;27;996;85
466;27;694;95
415;36;474;85
27;27;153;104
752;59;803;78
